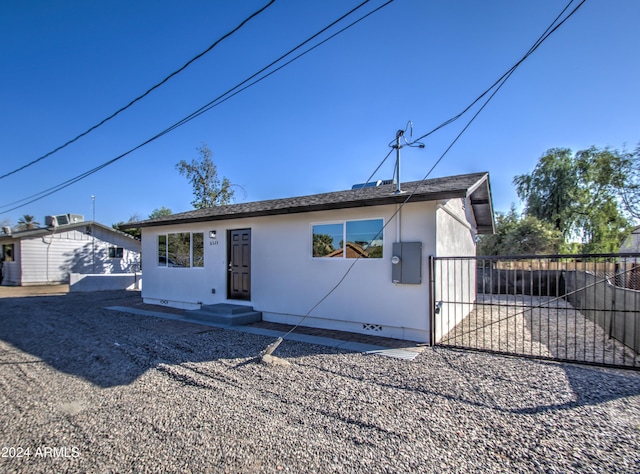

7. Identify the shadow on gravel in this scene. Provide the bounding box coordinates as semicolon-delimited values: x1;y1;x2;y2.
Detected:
298;348;640;415
0;290;339;388
512;362;640;414
436;349;640;414
437;349;640;414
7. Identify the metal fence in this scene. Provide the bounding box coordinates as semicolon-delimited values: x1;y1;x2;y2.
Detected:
430;253;640;370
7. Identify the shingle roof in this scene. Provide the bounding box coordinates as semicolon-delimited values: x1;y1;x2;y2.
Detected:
125;172;495;234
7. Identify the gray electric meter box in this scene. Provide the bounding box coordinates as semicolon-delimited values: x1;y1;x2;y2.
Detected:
391;242;422;284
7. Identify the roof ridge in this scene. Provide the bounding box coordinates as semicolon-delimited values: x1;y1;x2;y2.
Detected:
124;171;493;231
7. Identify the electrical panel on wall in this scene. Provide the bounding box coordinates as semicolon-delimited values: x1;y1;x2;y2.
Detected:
391;242;422;284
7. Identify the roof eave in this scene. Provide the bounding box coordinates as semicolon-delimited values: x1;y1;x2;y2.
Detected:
129;189;469;229
0;222;140;241
465;174;496;234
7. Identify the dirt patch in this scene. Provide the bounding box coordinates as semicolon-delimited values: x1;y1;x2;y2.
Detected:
0;284;70;297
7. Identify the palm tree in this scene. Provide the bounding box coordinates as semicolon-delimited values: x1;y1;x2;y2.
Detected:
16;214;40;231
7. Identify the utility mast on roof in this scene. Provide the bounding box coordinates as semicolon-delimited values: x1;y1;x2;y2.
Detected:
390;122;425;194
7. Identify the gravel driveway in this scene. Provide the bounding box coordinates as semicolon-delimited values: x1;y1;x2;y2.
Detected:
440;294;639;367
1;290;639;473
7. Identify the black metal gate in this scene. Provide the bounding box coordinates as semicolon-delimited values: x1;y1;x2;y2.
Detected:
430;253;640;370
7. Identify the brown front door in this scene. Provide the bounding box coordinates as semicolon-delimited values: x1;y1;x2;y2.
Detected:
227;229;251;300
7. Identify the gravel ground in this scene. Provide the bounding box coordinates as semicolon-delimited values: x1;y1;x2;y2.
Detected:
1;290;639;473
441;295;639;367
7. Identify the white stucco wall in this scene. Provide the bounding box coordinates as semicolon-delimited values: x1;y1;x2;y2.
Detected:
142;201;440;342
433;199;478;342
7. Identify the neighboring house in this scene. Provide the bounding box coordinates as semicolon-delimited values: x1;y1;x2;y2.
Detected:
619;225;640;290
126;172;494;343
620;226;640;253
0;215;141;286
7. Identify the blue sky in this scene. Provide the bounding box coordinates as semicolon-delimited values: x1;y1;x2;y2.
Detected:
1;0;639;228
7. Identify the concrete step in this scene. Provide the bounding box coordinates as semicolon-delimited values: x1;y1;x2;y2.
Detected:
186;303;262;326
198;303;256;315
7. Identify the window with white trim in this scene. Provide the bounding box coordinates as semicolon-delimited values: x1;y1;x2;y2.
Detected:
312;219;383;259
108;246;124;259
157;232;204;267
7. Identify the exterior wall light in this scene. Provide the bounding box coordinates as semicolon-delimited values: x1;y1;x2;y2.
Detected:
209;230;217;239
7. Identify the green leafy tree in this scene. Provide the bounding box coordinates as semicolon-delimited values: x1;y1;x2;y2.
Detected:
313;233;335;257
514;146;636;253
513;148;580;237
176;144;235;209
114;215;141;239
16;214;40;230
477;207;562;255
365;244;383;259
580;199;630;253
168;233;191;267
114;208;173;240
148;207;173;219
621;144;640;221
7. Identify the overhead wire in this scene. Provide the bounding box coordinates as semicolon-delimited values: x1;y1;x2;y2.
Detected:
0;0;394;214
0;0;276;181
409;0;585;146
278;0;587;341
147;0;393;137
354;148;396;196
5;0;589;349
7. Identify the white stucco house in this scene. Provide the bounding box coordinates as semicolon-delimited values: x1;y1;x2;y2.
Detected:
125;172;494;343
0;215;141;286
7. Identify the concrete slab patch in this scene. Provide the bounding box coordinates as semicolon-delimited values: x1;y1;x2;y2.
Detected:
365;347;425;360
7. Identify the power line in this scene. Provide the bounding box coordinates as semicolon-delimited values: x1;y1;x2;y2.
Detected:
278;0;587;341
410;0;586;146
381;0;588;260
1;0;585;216
145;0;392;138
0;0;276;181
0;0;394;214
355;148;396;195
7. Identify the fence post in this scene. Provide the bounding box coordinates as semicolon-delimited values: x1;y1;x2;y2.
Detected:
429;255;436;346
